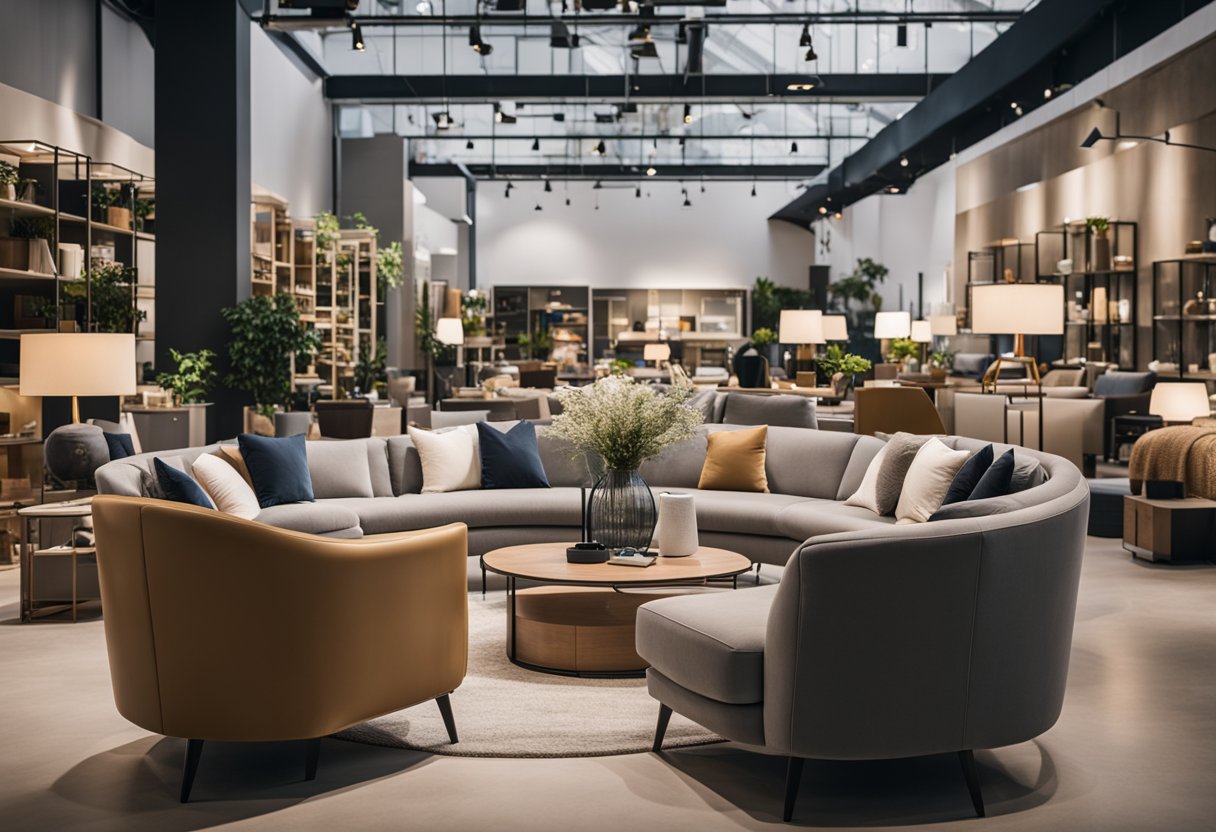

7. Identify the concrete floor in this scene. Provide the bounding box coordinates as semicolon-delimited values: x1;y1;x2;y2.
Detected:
1;536;1214;832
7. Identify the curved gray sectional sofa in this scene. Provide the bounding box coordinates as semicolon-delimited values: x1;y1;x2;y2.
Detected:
95;423;1083;572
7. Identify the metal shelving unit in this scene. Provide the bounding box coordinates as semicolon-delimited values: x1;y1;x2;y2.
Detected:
1152;255;1216;380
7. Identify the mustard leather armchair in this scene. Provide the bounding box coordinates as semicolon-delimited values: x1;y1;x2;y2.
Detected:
92;496;469;802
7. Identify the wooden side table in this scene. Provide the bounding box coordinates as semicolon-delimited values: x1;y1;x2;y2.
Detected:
1122;494;1216;563
19;498;96;622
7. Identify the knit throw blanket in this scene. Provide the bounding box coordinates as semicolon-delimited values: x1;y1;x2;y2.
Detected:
1129;426;1216;498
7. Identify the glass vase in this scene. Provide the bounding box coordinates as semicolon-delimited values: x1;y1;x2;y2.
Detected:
588;468;657;552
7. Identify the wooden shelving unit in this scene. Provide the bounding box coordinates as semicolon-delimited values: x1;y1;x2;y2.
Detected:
314;228;376;396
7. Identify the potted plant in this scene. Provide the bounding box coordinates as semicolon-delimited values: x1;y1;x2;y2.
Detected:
816;343;873;397
462;289;489;337
929;348;955;381
736;327;776;388
62;261;145;333
829;258;889;327
156;349;217;446
887;337;920;372
354;335;388;399
134;197;155;232
608;358;631;376
1087;216;1112;272
517;326;552;360
377;240;404;295
0;161;17;201
548;376;703;551
223;294;323;435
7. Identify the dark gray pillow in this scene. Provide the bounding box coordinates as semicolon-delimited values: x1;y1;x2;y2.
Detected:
721;393;817;429
875;432;932;515
687;389;720;423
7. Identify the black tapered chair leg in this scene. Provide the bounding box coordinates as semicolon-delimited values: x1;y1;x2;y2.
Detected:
652;704;673;753
783;756;804;822
755;563;762;585
959;749;986;817
481;564;487;598
304;738;321;781
180;739;204;803
436;694;459;744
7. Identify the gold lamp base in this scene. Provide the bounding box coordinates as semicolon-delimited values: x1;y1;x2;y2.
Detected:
980;334;1042;392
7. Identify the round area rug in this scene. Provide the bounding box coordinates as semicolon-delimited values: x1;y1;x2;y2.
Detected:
335;592;721;758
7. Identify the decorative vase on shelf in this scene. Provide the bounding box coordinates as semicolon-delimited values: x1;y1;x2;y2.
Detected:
1;183;14;201
1091;233;1112;272
588;469;657;552
656;492;698;557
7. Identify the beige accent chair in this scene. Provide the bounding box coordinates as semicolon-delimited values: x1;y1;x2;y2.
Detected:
954;392;1104;473
92;496;469;802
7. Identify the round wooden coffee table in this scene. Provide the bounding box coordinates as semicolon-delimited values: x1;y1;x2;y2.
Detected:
481;543;752;678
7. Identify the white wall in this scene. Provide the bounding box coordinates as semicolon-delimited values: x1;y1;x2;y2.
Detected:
824;160;958;317
476;180;813;291
250;23;332;215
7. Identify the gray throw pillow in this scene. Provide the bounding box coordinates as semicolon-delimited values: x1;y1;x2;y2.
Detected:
875;432;932;515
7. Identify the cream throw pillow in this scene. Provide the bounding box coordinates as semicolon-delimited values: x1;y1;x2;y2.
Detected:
192;452;260;519
843;443;889;513
408;424;481;493
895;438;971;524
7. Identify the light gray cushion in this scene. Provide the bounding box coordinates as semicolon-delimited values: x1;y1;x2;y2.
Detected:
366;437;393;497
721;393;817;430
306;439;374;499
535;430;597;488
328;487;584;534
776;500;898;540
254;502;363;538
687;389;720;423
636;586;776;705
875;433;932;515
386;435;424;495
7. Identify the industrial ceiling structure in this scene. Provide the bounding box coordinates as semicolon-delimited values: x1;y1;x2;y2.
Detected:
255;0;1208;224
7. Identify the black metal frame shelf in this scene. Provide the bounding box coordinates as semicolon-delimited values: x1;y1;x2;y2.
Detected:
1151;256;1216;379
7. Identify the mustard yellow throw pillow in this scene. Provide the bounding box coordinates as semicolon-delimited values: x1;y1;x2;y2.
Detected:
698;426;769;492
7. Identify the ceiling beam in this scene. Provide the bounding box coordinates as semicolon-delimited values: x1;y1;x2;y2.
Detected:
408;162;825;180
325;73;946;102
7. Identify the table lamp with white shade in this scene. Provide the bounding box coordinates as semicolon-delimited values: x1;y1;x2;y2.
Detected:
910;319;933;366
20;333;137;482
432;317;465;401
643;342;671;368
821;315;849;342
872;310;911;367
970;283;1064;390
928;314;958;338
779;309;823;375
1149;382;1212;424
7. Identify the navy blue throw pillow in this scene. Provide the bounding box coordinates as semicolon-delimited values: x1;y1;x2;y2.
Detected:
969;448;1016;500
939;444;994;506
478;421;551;489
103;431;135;461
153;457;213;509
237;432;315;508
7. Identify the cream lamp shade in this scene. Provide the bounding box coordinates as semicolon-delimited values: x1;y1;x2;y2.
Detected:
1149;382;1211;423
970;283;1064;335
643;343;672;363
821;315;848;341
910;320;933;343
873;311;911;340
928;314;958;336
435;317;465;346
20;333;136;422
778;309;824;344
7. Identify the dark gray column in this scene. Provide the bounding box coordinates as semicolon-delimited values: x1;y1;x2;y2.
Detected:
154;2;251;440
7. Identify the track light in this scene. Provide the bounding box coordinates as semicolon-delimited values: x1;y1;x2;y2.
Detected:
628;24;651;42
751;182;757;198
635;186;641;198
565;197;571;206
833;211;843;220
350;20;365;51
534;203;542;212
432;111;453;130
544;180;552;192
805;46;818;62
592;140;606;156
1044;87;1054;99
682;194;692;209
550;21;579;49
683;104;693;124
818;206;827;215
1081;127;1104;148
646;167;657;176
469;25;492;56
799;24;812;47
593;180;603;189
790;141;799;154
887;185;901;194
466;140;474;150
899;155;909;167
532;138;540;151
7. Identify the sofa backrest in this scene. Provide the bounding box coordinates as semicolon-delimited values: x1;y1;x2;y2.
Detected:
1095;370;1156;397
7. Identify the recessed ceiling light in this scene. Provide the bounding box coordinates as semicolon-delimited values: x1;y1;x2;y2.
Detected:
899;156;909;167
833;211;843;220
818;206;827;215
646;167;657;176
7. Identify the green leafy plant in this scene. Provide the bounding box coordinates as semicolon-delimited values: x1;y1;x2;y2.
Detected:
0;161;17;187
378;240;404;292
354;335;388;395
223;294;323;419
91;182;129;217
609;358;632;375
156;349;217;405
830;258;889;312
816;343;872;377
462;290;489;336
548;376;703;471
887;337;920;361
751;276;812;332
63;262;144;333
750;327;777;349
517;326;553;360
416;281;450;359
314;211;341;265
134;197;155;230
1086;216;1110;235
930;349;955;370
11;216;55;247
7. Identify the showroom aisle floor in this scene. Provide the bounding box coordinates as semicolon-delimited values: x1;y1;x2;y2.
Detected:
0;537;1213;832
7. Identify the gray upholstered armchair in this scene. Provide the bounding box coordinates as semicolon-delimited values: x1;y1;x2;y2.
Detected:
637;443;1089;822
1094;371;1157;460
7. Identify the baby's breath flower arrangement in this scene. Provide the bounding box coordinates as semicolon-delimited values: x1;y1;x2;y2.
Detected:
549;375;703;471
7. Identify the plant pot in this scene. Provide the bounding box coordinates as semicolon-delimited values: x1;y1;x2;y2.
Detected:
106;206;132;229
1091;234;1112;272
1;183;14;201
183;402;211;447
588;469;657;552
929;366;948;381
734;353;770;389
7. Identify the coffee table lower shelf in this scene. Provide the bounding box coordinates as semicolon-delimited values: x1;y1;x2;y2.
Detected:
508;585;694;678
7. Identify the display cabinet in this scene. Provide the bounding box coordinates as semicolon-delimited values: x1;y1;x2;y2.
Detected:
1151;256;1216;379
